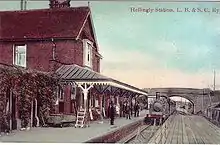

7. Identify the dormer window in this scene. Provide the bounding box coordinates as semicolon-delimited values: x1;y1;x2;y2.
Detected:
13;44;27;68
83;39;93;68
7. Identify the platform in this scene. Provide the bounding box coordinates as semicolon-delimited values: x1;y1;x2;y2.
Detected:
149;114;220;144
0;110;146;143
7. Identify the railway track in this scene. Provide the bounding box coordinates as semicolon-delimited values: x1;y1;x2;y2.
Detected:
131;125;160;143
148;113;176;144
120;113;220;144
120;115;176;144
118;121;163;144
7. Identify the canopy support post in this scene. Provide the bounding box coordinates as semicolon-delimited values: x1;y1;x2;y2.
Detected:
77;83;93;127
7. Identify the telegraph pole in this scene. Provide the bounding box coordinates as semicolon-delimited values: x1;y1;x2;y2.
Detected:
213;70;216;91
202;89;204;112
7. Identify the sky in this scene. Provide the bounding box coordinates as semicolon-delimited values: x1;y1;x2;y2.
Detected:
0;1;220;89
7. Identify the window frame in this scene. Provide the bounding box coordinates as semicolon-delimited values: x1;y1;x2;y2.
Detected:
83;39;93;69
13;44;27;68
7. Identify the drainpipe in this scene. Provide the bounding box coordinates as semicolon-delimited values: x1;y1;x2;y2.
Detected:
52;38;56;61
51;38;57;72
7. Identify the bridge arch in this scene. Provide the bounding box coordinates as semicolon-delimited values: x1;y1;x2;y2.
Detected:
169;95;195;113
145;88;210;114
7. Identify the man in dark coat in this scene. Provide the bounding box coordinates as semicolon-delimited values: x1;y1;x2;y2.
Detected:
134;102;140;117
125;103;131;119
124;103;128;119
123;102;126;117
119;101;123;117
109;102;115;125
137;103;140;117
134;103;137;117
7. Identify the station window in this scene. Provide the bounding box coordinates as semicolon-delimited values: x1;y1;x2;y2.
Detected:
13;44;27;67
83;39;93;69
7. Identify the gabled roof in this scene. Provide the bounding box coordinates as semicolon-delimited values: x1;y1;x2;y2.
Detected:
56;64;148;96
0;7;90;40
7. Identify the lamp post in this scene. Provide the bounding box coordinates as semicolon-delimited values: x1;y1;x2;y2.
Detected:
202;89;204;113
213;70;216;92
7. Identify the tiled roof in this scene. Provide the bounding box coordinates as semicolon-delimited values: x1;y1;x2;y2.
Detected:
0;7;89;40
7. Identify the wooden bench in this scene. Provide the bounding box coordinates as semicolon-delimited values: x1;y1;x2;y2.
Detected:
47;114;76;127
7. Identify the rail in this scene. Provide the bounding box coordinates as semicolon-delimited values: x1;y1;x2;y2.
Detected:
119;117;171;143
118;125;150;143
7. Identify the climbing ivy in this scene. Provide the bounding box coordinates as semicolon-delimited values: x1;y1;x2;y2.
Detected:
0;64;60;129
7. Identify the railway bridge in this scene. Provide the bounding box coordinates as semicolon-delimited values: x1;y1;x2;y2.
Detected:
144;88;220;114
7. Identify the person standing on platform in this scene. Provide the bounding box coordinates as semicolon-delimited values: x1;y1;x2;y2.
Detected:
123;102;126;117
137;102;140;117
119;101;123;117
126;103;131;120
124;102;128;119
134;103;137;117
109;101;115;125
134;102;140;117
130;103;133;117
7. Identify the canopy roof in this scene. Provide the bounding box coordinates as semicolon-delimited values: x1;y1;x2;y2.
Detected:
56;65;148;96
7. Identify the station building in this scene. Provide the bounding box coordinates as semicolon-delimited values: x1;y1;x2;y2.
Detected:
0;0;148;130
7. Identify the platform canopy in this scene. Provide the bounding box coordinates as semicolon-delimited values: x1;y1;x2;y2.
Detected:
56;64;148;96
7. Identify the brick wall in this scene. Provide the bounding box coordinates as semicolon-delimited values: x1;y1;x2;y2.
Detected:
0;42;13;64
0;39;100;73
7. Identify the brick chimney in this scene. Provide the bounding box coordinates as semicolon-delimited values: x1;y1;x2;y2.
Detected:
49;0;71;9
